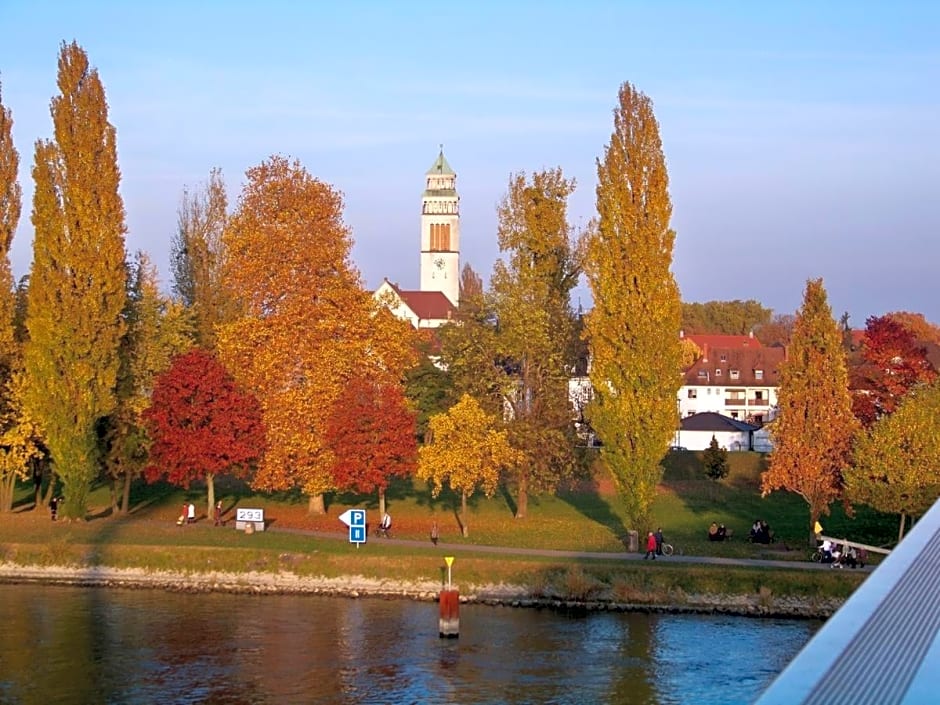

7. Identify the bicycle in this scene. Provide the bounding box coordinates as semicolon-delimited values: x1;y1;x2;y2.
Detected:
661;543;677;556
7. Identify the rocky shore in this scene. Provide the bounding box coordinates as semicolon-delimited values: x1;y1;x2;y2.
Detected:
0;562;842;619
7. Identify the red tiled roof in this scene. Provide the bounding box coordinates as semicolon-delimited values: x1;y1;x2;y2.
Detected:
683;333;761;349
683;346;785;386
386;281;455;322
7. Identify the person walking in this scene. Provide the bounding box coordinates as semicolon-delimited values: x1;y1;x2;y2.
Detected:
379;511;392;537
654;528;664;556
214;500;223;526
187;502;196;524
644;531;658;560
430;521;439;545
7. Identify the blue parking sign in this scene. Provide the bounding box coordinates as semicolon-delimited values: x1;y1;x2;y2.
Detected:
339;508;367;545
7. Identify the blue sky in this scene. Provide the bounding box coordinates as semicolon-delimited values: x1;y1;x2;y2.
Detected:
1;1;938;324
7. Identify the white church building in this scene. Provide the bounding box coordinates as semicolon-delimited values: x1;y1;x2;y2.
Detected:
374;149;459;328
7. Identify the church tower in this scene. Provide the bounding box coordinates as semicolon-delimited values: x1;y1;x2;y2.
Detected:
420;147;460;306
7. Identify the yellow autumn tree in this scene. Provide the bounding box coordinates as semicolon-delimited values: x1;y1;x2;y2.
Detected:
0;374;42;512
24;43;128;519
490;168;583;518
0;85;41;512
845;380;940;542
218;155;415;514
417;394;521;537
582;82;683;527
170;167;237;348
0;80;19;369
762;278;859;544
103;251;193;513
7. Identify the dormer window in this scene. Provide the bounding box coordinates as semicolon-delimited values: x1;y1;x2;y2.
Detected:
720;354;727;362
715;368;722;376
755;369;764;380
730;369;740;380
697;369;707;378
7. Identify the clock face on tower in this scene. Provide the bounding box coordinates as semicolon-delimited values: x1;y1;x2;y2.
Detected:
434;256;445;270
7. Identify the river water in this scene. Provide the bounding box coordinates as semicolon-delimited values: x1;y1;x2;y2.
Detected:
0;584;817;705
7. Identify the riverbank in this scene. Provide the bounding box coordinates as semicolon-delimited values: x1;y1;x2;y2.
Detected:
0;562;843;619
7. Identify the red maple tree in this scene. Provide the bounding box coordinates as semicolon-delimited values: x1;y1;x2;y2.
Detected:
850;315;938;426
324;375;417;518
143;349;265;520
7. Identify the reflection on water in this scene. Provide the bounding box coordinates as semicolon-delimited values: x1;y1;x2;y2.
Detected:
0;584;817;704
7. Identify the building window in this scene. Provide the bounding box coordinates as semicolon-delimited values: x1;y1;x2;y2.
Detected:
754;390;764;401
688;389;697;399
755;369;763;380
715;368;722;376
720;354;727;362
730;369;739;380
731;411;739;419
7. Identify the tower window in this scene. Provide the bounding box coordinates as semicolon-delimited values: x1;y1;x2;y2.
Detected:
430;223;451;251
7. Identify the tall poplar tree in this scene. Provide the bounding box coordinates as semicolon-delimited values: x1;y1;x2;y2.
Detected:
761;279;859;544
582;82;682;526
24;42;128;519
490;168;582;518
0;83;42;513
170;167;235;348
0;81;19;368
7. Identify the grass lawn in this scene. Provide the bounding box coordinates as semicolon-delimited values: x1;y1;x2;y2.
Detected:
0;451;898;604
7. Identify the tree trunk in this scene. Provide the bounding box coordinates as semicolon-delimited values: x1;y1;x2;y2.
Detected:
32;459;43;509
42;476;55;506
515;474;528;519
898;512;907;542
308;493;326;515
206;473;215;524
109;477;119;514
809;511;819;547
461;490;469;537
378;489;386;521
120;473;131;515
0;474;13;512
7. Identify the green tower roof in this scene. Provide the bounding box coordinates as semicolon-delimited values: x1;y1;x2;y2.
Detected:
426;148;455;176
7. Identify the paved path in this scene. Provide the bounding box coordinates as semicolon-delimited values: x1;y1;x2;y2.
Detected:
269;525;874;573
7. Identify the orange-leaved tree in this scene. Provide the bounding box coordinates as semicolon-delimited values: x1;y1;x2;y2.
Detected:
417;394;521;537
324;374;417;519
218;155;415;514
144;348;264;519
762;278;859;544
